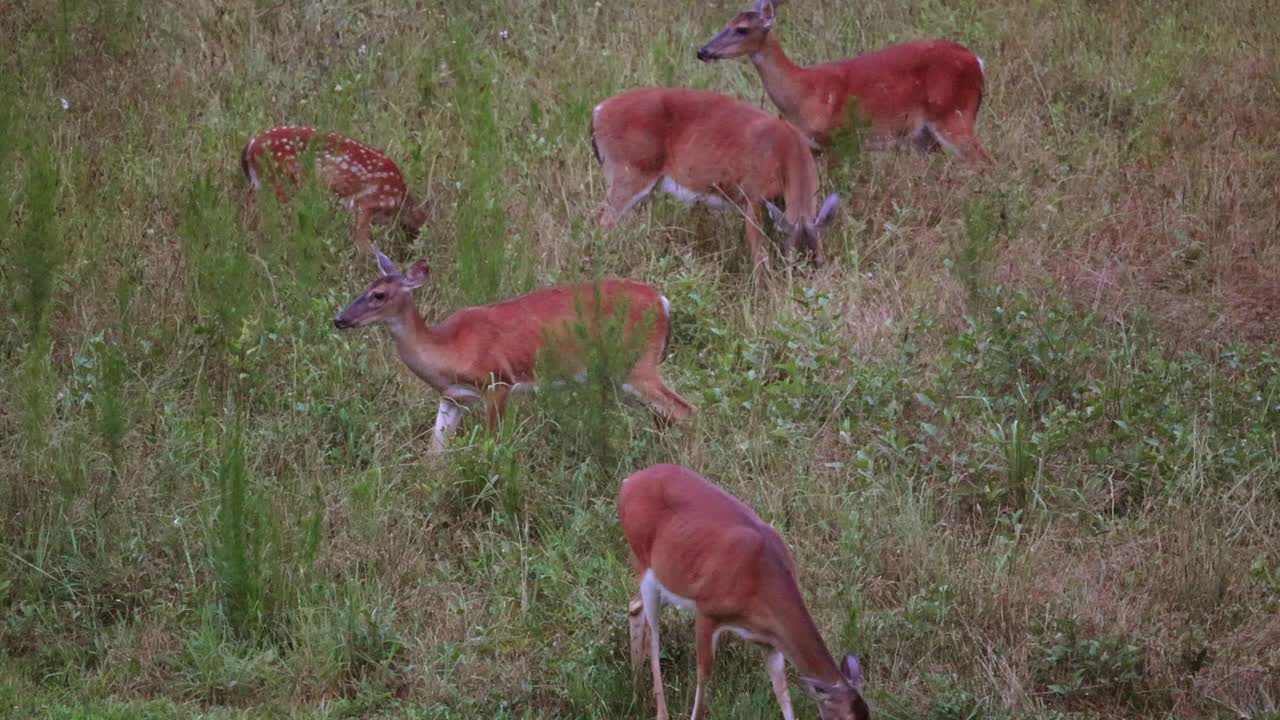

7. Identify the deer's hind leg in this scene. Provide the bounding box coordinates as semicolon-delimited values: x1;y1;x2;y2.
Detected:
628;593;648;680
593;111;665;227
598;164;661;227
929;116;991;164
485;385;512;433
623;371;695;427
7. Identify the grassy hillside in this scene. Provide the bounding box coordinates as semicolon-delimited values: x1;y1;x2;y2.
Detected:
1;0;1277;718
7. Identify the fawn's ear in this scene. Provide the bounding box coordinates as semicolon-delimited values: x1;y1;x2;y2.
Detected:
813;193;840;232
403;260;431;289
842;655;864;691
375;248;399;276
766;201;793;233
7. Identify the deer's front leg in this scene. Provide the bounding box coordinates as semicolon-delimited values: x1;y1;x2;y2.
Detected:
485;385;511;432
431;397;466;453
765;648;797;720
691;613;719;720
744;201;771;284
352;204;373;253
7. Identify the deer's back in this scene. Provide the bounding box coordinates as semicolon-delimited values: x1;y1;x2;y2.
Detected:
433;280;666;384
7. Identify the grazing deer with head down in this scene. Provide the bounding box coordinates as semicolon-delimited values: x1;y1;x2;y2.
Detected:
333;251;695;452
241;126;429;251
591;87;839;281
620;464;871;720
698;0;991;164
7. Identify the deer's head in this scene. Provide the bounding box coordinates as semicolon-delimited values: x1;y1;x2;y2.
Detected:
697;0;785;61
803;655;871;720
334;249;430;329
767;193;839;266
399;191;431;237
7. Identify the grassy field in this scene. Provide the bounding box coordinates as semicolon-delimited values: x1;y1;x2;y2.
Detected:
2;0;1279;718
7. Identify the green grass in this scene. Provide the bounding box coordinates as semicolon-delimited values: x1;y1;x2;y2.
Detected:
2;0;1279;718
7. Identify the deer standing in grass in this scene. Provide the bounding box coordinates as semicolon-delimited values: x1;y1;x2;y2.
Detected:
620;464;870;720
241;126;429;251
698;0;991;164
333;251;695;452
591;87;839;281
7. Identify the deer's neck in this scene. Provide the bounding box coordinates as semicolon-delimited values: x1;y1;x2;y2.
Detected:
767;582;844;686
751;34;809;122
385;302;449;391
400;191;426;230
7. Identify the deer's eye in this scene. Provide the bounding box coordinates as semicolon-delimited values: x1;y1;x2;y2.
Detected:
372;291;387;301
735;26;750;35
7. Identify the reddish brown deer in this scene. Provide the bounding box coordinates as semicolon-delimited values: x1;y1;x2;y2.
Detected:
333;251;695;452
590;88;839;281
620;464;870;720
698;0;991;163
241;126;429;251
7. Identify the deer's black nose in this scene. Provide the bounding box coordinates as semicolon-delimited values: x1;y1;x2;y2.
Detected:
696;48;712;62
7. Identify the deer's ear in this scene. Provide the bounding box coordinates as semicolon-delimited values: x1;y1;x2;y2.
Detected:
766;201;792;233
800;676;837;702
813;193;840;232
756;0;778;26
842;655;864;691
375;248;398;276
403;260;431;289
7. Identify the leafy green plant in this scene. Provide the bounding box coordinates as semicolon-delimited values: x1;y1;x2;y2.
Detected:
11;141;62;520
954;198;1001;307
534;284;657;468
176;603;279;703
179;175;253;345
452;429;526;523
827;97;867;190
925;674;989;720
214;422;263;637
1037;616;1148;705
448;20;512;306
